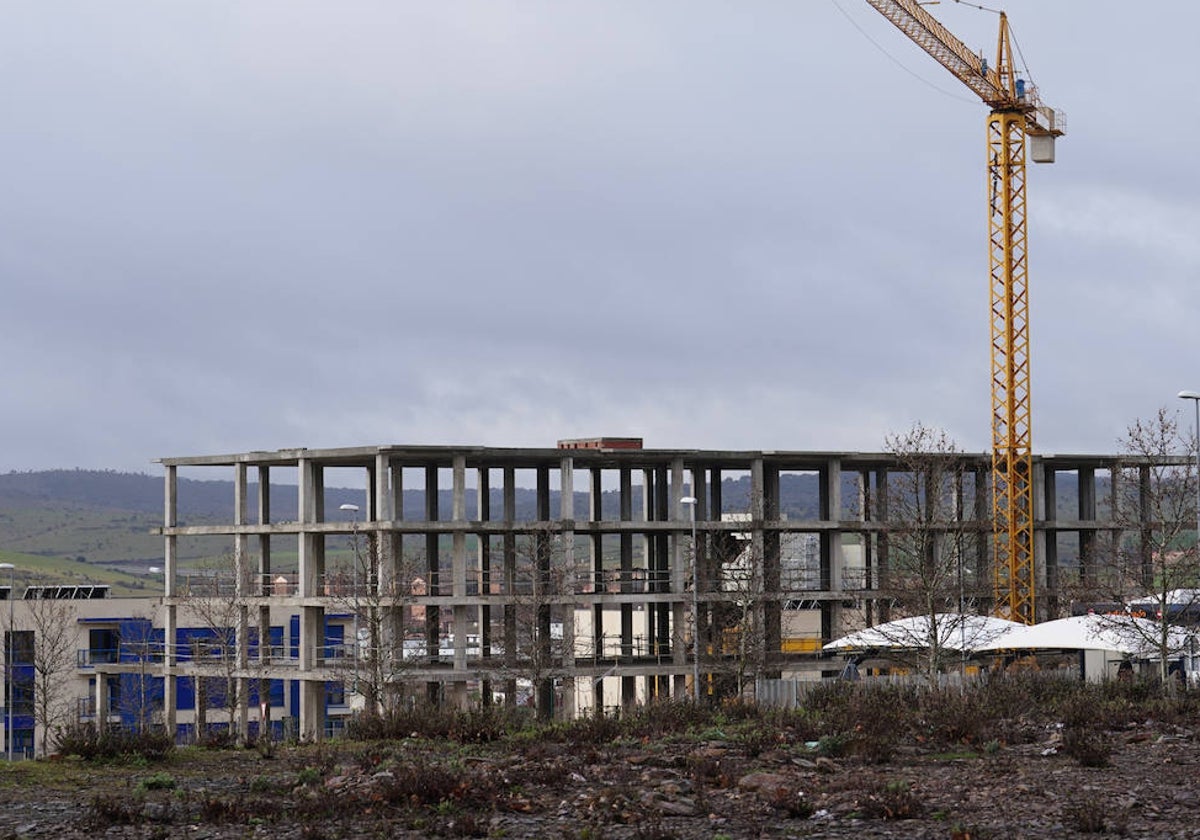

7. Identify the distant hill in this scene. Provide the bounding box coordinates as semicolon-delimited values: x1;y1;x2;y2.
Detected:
0;469;831;573
0;468;830;521
0;468;1088;579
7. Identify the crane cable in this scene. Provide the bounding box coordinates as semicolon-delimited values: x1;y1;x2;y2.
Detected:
827;0;977;105
950;0;1003;13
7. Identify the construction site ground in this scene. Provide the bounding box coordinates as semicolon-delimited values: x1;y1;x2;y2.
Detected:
0;716;1197;839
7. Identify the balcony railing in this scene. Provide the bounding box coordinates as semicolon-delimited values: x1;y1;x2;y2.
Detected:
77;648;119;667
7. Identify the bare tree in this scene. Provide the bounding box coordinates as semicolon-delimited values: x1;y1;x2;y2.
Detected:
114;616;162;734
699;518;770;702
1086;409;1197;685
495;526;583;720
326;531;425;718
848;423;985;680
23;593;76;756
183;553;247;744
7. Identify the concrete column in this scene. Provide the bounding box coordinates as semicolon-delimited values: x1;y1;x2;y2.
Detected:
254;464;271;739
95;673;108;732
589;467;604;711
389;461;403;520
1032;462;1048;620
298;458;320;599
748;459;768;693
235;463;248;591
232;464;249;742
161;464;178;734
502;467;517;707
1079;466;1097;587
451;456;469;707
478;468;492;704
762;462;781;677
619;468;635;708
257;466;271;596
295;460;327;735
973;465;988;608
534;466;554;717
559;456;576;719
374;452;392;578
1042;465;1058;616
298;606;323;738
299;607;321;671
164;465;177;598
670;458;687;690
876;466;891;624
819;458;843;645
424;467;441;702
163;604;177;736
236;607;249;743
691;465;708;700
387;459;404;668
299;679;325;742
670;458;686;594
257;605;271;737
452;456;467;600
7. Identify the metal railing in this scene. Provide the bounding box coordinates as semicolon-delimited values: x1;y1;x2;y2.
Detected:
234;570;693;598
77;648;120;667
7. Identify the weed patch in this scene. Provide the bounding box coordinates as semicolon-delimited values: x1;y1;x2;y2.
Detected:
1062;726;1113;768
54;723;174;762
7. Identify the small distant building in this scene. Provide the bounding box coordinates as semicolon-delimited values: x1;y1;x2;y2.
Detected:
556;437;643;450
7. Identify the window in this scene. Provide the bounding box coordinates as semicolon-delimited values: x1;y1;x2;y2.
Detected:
10;675;32;716
6;631;33;666
88;628;119;665
325;681;346;707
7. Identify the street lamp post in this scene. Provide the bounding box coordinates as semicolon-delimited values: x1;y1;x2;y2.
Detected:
1178;391;1200;682
1177;391;1200;550
339;504;361;689
681;497;700;702
0;563;15;761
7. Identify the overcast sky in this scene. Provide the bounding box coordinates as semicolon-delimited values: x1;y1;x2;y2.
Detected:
3;1;1197;474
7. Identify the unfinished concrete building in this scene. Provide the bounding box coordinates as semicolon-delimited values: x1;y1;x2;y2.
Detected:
155;444;1156;739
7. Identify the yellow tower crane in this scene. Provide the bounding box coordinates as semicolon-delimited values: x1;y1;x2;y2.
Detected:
864;1;1064;624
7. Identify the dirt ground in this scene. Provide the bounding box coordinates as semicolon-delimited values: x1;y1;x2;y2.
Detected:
0;721;1198;839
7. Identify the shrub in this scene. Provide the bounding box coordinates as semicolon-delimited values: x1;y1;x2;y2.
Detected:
295;766;322;787
1061;726;1112;768
917;687;991;746
137;771;177;792
1063;793;1118;833
767;787;814;819
54;723;174;762
559;709;624;745
345;703;525;743
87;794;141;827
858;779;924;820
620;699;716;740
815;734;849;758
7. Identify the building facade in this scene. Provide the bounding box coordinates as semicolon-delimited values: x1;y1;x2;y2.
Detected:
0;587;354;756
151;444;1145;740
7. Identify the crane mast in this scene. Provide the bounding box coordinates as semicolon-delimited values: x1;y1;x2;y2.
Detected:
865;0;1064;624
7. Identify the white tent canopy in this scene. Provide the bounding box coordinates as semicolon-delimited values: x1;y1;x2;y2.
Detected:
975;614;1192;657
1131;588;1200;606
824;613;1024;653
